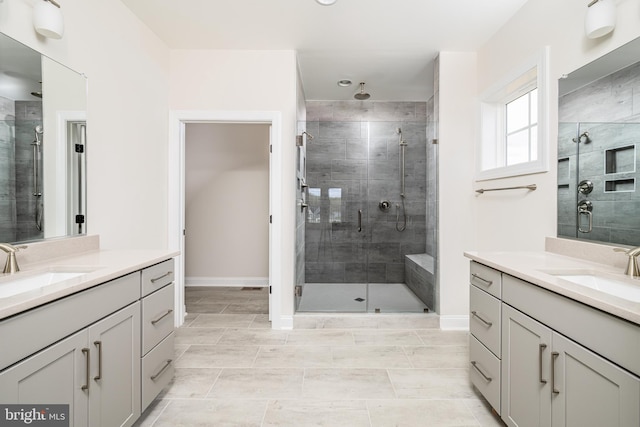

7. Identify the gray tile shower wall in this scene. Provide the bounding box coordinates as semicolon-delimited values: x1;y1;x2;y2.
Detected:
0;96;16;242
305;101;428;284
558;61;640;246
14;101;43;242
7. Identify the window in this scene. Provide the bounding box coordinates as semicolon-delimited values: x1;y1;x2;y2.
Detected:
477;48;549;181
506;88;538;166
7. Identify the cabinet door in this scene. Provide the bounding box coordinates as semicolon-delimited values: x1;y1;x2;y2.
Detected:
0;330;89;426
501;304;552;427
88;303;141;427
551;332;640;427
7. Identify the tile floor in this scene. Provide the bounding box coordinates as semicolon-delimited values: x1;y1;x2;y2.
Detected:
134;286;504;427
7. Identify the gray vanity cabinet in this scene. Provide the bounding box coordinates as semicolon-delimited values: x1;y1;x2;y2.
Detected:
501;304;553;427
0;257;175;427
0;302;141;427
502;303;640;427
88;302;141;427
550;331;640;427
470;261;640;427
0;330;88;426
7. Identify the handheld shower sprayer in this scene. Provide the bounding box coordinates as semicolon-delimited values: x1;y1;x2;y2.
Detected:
33;125;43;145
395;128;407;232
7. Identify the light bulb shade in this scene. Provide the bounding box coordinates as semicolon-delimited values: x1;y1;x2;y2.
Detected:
33;1;64;39
585;0;615;39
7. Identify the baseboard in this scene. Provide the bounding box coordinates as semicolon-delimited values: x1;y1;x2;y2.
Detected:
185;277;269;287
275;315;294;330
439;315;469;331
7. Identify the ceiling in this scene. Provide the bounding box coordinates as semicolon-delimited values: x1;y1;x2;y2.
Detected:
120;0;529;101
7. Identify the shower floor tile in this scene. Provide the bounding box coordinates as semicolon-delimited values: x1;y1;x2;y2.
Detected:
297;283;367;312
297;283;427;313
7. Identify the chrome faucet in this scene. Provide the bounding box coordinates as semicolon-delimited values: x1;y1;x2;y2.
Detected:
613;247;640;278
0;243;28;274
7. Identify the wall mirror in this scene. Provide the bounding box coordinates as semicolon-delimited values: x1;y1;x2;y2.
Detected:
558;37;640;246
0;32;87;244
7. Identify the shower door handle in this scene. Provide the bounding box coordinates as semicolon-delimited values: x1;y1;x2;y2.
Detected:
357;209;362;232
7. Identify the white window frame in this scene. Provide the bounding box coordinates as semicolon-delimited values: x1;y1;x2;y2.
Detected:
476;47;550;181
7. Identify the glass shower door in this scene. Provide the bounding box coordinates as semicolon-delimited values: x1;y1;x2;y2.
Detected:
302;120;369;312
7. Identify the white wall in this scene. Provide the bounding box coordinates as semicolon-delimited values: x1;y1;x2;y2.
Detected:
169;49;299;323
432;0;640;324
437;52;478;326
184;123;269;282
473;0;640;254
0;0;170;250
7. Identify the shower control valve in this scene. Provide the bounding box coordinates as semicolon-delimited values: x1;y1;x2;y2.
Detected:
378;200;391;212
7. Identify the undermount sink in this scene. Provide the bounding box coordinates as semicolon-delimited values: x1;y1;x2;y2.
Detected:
542;269;640;303
0;271;88;299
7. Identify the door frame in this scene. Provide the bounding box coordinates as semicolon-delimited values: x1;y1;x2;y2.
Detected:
168;110;282;328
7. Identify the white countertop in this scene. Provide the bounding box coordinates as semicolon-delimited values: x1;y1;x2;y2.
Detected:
0;249;178;320
464;250;640;325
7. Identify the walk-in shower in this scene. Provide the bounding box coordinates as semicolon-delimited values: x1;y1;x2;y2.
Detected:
298;101;436;313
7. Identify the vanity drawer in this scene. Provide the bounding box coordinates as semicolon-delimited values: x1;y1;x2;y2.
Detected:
470;284;501;357
142;283;175;355
470;261;501;299
469;334;501;415
141;331;174;411
141;259;174;297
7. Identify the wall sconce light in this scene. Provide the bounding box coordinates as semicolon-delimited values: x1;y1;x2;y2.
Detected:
33;0;64;39
585;0;615;39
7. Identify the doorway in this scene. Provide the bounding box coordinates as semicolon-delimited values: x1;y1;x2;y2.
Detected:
184;123;270;296
168;111;283;329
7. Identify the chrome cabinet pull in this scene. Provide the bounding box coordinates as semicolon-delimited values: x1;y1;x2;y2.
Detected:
150;359;173;381
81;348;90;391
151;309;174;325
357;209;362;232
471;273;492;286
150;271;173;283
539;344;547;384
471;311;493;327
551;351;560;394
94;341;102;381
470;361;492;382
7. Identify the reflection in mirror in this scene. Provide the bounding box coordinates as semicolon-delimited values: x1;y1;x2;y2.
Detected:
558;38;640;246
0;33;87;244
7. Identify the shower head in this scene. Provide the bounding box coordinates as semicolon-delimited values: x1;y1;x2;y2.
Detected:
33;125;43;145
354;82;370;100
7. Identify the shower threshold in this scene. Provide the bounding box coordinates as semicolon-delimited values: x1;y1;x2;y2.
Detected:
297;283;428;313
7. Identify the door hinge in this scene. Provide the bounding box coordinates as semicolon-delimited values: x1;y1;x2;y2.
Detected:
183;229;186;236
269;215;272;224
269;144;273;153
295;285;302;297
75;214;85;224
269;285;272;294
